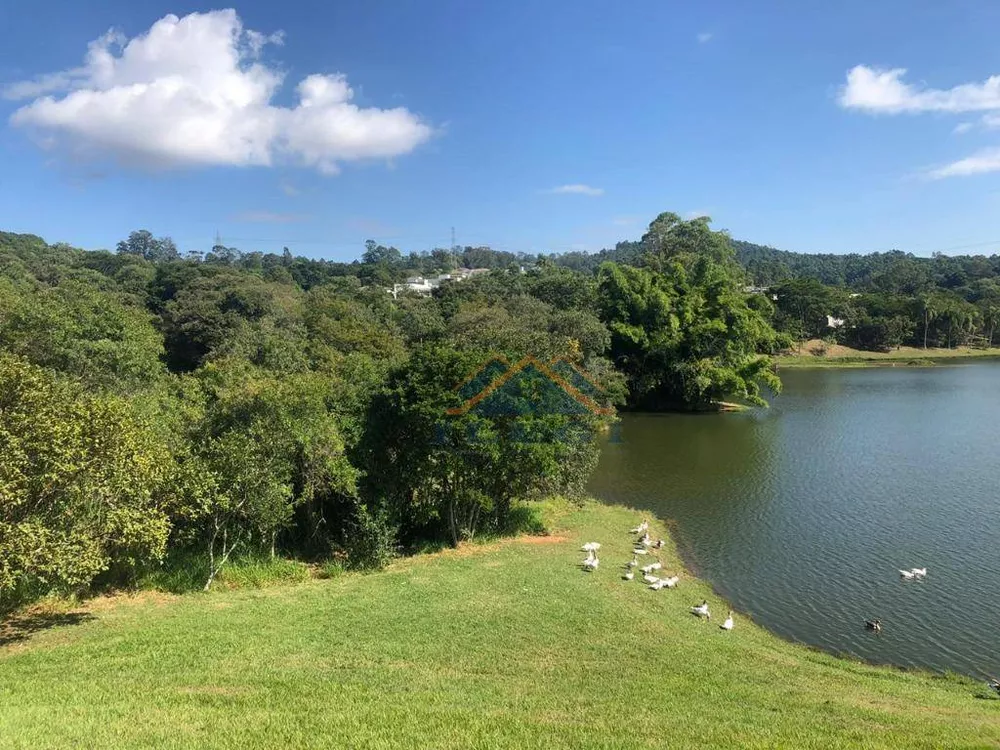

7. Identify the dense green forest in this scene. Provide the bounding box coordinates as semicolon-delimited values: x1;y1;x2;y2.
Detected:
730;241;1000;350
0;212;787;610
552;235;1000;352
6;211;1000;610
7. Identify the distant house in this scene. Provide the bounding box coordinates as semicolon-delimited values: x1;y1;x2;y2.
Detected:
390;268;490;298
743;285;778;301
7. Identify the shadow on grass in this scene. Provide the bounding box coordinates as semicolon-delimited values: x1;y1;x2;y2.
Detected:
0;611;95;647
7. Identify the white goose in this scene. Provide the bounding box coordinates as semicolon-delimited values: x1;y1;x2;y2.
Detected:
582;555;600;571
640;561;662;574
623;570;634;581
581;542;601;553
720;611;734;631
649;579;669;590
642;574;660;584
911;567;927;578
899;569;916;580
661;576;679;588
633;548;649;556
630;520;649;534
626;556;639;569
690;600;711;619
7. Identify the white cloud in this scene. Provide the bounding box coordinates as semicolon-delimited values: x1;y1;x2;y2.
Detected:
927;148;1000;179
233;210;310;223
839;65;1000;179
545;184;604;196
696;32;713;44
279;180;300;196
838;65;1000;114
5;10;434;174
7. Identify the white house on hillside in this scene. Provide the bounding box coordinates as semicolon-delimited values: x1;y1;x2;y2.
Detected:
390;268;490;298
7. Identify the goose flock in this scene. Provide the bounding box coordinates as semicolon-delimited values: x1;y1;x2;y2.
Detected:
579;517;735;632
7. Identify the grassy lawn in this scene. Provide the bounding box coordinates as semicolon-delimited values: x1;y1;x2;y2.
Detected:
0;500;997;749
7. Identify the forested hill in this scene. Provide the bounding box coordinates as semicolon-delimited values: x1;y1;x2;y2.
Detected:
549;236;1000;293
731;240;1000;290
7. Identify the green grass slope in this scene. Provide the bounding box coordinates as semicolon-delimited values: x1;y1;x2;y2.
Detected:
0;501;997;749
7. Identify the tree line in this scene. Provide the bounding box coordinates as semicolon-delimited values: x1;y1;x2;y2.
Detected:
731;243;1000;350
0;213;785;610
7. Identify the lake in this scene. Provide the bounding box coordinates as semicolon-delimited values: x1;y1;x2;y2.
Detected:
589;362;1000;679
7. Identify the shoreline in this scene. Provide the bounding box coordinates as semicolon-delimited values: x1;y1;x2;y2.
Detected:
1;497;996;747
775;347;1000;370
648;505;982;682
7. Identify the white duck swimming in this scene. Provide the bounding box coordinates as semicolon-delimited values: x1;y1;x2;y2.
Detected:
899;569;916;580
911;567;927;578
720;611;734;631
690;600;711;619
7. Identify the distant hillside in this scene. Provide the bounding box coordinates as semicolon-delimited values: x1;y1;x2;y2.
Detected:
548;235;1000;293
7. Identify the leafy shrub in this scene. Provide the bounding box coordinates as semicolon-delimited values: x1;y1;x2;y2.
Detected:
140;551;309;592
217;556;310;589
344;504;398;570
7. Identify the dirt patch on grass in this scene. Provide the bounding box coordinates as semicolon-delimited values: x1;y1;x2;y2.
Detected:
84;590;180;613
783;339;1000;362
399;534;570;564
520;534;568;545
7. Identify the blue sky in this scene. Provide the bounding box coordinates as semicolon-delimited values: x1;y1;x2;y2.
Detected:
3;1;1000;261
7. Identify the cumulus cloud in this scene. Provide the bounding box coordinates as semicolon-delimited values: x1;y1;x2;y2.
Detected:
838;65;1000;114
839;64;1000;178
545;184;605;196
5;10;434;173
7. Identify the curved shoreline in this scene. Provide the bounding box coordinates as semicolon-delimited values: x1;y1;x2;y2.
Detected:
774;344;1000;369
1;497;997;747
626;501;992;683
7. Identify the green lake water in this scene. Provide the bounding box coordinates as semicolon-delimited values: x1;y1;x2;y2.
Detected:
590;362;1000;678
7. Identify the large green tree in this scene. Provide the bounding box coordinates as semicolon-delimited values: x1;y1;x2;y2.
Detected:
598;214;784;410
